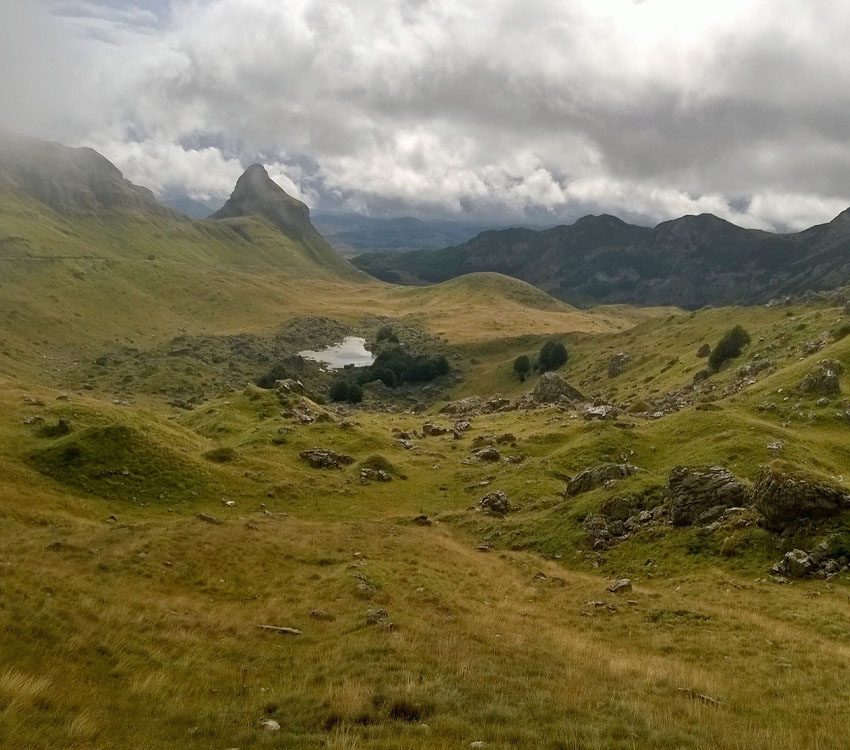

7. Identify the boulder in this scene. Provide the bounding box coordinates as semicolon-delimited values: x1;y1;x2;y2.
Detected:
476;446;501;462
772;549;815;578
566;464;641;497
532;372;586;404
667;466;748;526
752;464;850;531
479;490;511;516
440;396;483;416
607;578;632;594
799;359;844;396
607;352;630;378
422;422;449;436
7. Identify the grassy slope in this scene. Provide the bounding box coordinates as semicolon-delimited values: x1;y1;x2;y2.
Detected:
5;188;850;747
4;298;850;747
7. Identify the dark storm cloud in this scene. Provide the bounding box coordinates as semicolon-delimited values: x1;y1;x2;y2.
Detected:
3;0;850;229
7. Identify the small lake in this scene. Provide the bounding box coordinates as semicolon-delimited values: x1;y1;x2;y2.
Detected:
298;336;375;369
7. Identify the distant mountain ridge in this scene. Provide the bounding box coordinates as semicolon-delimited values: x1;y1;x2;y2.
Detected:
352;209;850;307
313;213;509;256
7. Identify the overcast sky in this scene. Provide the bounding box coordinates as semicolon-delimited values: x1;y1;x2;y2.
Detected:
2;0;850;229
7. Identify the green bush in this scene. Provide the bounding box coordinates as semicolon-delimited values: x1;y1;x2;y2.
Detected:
256;363;289;389
356;347;449;388
538;340;568;372
513;355;531;381
329;380;363;403
376;325;399;344
708;325;751;371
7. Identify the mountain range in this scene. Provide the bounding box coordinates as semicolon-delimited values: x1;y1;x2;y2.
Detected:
352;209;850;307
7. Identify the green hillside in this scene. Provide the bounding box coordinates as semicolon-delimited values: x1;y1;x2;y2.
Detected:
5;136;850;749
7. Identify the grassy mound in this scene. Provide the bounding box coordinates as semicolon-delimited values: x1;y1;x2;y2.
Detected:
28;424;211;503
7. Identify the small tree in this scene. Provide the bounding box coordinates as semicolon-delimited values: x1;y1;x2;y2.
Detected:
708;325;751;371
538;340;568;372
513;354;531;381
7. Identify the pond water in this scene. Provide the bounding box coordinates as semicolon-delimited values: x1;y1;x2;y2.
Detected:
298;336;375;369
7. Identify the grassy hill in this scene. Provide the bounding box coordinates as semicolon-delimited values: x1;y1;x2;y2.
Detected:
5;136;850;749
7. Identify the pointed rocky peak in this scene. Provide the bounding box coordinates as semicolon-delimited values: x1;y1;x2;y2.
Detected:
211;164;314;238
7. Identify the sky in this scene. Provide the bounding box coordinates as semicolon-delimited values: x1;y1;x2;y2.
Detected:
2;0;850;230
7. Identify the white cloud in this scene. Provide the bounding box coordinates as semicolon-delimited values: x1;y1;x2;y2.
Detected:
3;0;850;230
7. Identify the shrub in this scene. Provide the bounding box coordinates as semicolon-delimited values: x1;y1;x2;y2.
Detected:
329;380;363;403
513;355;531;381
538;340;568;372
256;363;289;389
708;325;751;371
358;347;449;387
376;325;399;344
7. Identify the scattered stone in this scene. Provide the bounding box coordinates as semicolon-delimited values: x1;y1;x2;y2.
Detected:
607;578;632;594
607;352;630;378
299;448;354;469
310;609;334;621
766;441;784;456
479;491;511;516
360;467;392;483
257;625;301;635
412;515;432;526
532;372;586;404
452;420;472;433
440;396;484;416
565;464;641;497
197;513;222;525
259;719;281;732
667;466;748;526
222;499;236;507
752;464;850;531
495;433;516;445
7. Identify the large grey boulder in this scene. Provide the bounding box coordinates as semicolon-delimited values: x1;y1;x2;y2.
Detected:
566;464;641;497
532;372;586;404
772;549;815;578
479;491;511;516
667;466;748;526
752;464;850;531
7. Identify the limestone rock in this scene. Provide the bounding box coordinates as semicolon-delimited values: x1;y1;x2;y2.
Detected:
772;549;815;578
799;359;844;396
667;466;748;526
532;372;586;404
607;352;630;378
607;578;632;594
479;490;510;516
752;464;850;531
566;464;641;497
299;448;354;469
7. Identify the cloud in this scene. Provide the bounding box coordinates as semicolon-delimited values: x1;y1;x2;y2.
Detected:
3;0;850;230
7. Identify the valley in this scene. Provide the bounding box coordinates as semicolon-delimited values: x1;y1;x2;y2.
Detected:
3;135;850;750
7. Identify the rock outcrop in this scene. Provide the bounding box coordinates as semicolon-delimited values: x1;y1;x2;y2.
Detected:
479;491;511;516
667;466;748;526
299;449;354;469
532;372;586;404
798;359;843;396
752;464;850;531
566;464;641;497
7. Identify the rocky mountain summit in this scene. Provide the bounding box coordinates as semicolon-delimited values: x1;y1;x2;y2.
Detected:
212;164;318;242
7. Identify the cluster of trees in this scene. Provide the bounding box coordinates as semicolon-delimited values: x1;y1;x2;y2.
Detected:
330;346;451;403
512;339;568;381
